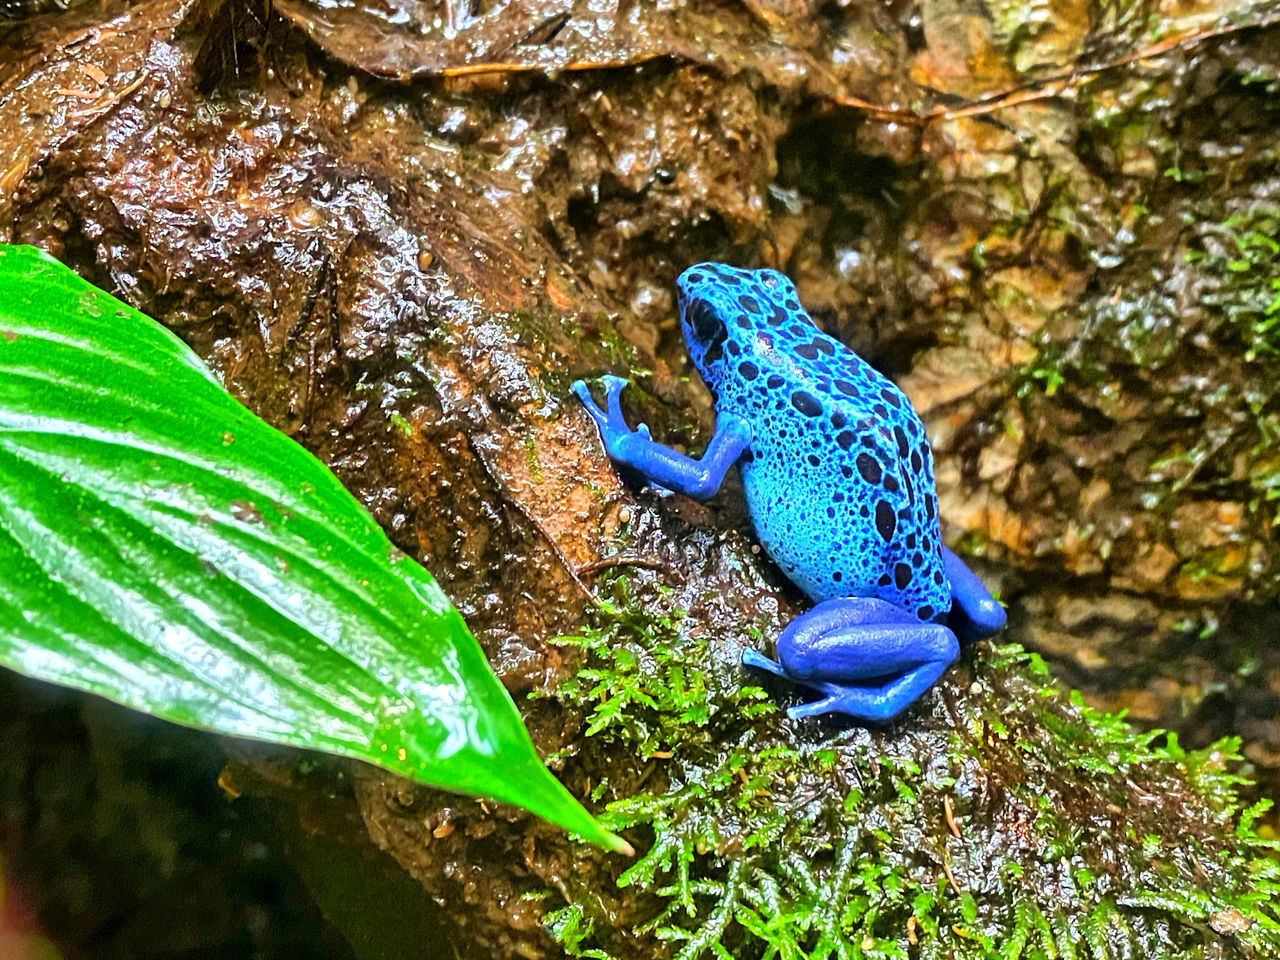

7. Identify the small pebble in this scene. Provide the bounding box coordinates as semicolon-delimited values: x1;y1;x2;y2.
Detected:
618;507;632;524
288;199;324;230
969;681;982;696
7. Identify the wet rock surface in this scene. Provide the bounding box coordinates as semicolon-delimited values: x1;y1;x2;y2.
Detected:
886;11;1280;781
1;0;1279;956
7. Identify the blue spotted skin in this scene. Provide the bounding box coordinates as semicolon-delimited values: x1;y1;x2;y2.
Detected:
678;263;948;621
572;263;1006;722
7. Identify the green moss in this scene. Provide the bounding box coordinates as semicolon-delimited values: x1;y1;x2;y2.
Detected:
1189;206;1280;362
387;411;414;437
544;580;1280;959
523;434;544;484
1008;153;1280;589
1014;355;1068;398
551;585;771;761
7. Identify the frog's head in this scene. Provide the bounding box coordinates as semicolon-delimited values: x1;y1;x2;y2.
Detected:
676;262;801;390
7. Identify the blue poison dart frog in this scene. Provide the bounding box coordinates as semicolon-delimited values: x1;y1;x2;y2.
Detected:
572;263;1006;722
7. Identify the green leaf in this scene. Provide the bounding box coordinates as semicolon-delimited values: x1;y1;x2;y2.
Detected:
0;244;627;853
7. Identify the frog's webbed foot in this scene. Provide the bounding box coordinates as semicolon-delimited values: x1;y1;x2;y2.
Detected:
742;597;959;723
572;375;651;446
571;376;751;500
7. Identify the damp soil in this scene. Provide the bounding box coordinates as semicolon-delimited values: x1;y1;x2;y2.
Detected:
1;0;1279;956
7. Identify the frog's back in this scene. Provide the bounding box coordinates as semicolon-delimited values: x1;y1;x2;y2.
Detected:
678;263;950;621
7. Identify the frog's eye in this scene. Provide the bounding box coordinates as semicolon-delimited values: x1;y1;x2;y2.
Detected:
686;298;725;345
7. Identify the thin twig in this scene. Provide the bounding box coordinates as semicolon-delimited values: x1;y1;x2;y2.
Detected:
463;432;601;606
834;11;1280;126
577;553;677;577
944;793;962;839
67;69;147;120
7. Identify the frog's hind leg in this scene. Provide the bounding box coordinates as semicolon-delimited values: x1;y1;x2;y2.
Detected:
942;546;1007;643
743;597;959;723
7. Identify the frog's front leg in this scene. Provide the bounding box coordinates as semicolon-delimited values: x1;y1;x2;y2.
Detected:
942;547;1007;643
571;375;752;500
742;598;959;722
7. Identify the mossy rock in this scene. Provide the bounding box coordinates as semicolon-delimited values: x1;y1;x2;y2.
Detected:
539;570;1280;960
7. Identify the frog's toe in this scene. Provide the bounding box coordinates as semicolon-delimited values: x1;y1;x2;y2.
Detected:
571;379;611;428
787;688;896;723
786;695;843;721
742;648;786;678
599;374;631;421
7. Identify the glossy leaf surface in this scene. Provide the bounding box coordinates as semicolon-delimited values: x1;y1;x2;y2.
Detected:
0;244;625;852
